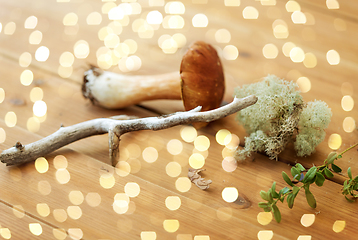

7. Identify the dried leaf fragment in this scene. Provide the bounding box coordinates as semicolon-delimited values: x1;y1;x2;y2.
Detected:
188;168;212;190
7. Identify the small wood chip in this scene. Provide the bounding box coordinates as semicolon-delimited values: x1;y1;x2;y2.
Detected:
188;168;212;190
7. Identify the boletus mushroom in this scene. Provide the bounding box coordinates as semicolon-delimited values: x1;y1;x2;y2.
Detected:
82;41;225;128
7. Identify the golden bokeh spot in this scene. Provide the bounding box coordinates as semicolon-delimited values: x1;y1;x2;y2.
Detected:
257;212;273;225
290;47;305;63
86;12;102;25
341;95;354;111
140;231;157;240
216;207;233;221
162;15;185;29
38;180;51;195
5;111;17;127
53;155;68;169
59;52;75;67
115;161;131;176
222;146;236;158
334;18;346;31
215;29;231;43
189;153;205;169
113;199;129;214
4;22;16;35
35;157;49;173
297;236;312;240
0;128;6;144
263;43;278;59
343;117;355;133
99;173;115;189
243;6;259;19
29;223;42;236
29;30;43;45
56;169;71;184
303;52;317;68
53;209;67;222
125;182;141;197
30;87;43;102
124;39;138;54
20;69;34;86
226;134;239;149
165;1;185;14
216;129;231;146
69;190;84;205
127;158;142;173
175;177;191;192
85;192;102;207
167;139;183;155
296;77;311;93
165;196;181;211
67;206;82;220
126;143;141;158
192;13;208;27
0;228;11;239
223;45;239;60
147;10;163;24
33;100;47;117
328;133;342;150
24;16;38;29
300;213;315;227
36;203;50;217
104;33;120;48
180;126;197;142
163;219;180;233
326;0;339;9
68;228;83;240
53;228;67;240
74;40;90;59
35;46;50;62
142;147;159;163
257;230;273;240
222;156;237;172
58;66;73;78
285;0;300;12
291;11;306;24
166;162;182;177
19;52;32;67
194;135;210;151
13;205;25;218
224;0;240;6
222;187;239;202
282;42;295;57
326;49;340;65
332;220;346;233
194;236;210;240
63;12;78;26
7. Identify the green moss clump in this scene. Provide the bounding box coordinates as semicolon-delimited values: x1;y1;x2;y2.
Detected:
234;75;332;161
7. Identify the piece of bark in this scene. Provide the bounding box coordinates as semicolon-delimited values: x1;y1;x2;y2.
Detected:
188;168;212;190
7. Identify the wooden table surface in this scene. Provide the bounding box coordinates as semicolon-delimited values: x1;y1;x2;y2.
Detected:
0;0;357;239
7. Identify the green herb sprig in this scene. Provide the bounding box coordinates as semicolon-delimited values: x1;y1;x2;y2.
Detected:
259;142;358;223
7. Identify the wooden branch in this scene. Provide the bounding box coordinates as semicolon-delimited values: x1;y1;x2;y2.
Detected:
0;95;257;166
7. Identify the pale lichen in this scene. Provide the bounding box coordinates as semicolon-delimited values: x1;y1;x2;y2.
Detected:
234;75;331;161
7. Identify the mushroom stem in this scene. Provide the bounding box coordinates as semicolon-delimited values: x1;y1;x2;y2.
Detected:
82;67;182;109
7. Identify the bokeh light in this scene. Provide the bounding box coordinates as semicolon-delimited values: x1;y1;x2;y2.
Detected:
35;157;49;173
222;187;239;202
5;111;17;127
223;45;239;60
69;191;84;205
165;196;181;211
257;230;274;240
29;223;42;236
263;43;278;59
142;147;159;163
20;69;34;86
243;6;259;19
257;212;273;225
326;49;340;65
296;77;311;93
175;177;191;192
24;16;38;29
166;162;182;177
343;117;355;133
19;52;32;67
194;135;210;151
35;46;50;62
163;219;179;233
124;182;140;197
29;31;42;45
328;133;342;150
189;153;205;169
341;95;354;111
192;13;208;27
332;220;345;233
33;101;47;117
300;214;315;227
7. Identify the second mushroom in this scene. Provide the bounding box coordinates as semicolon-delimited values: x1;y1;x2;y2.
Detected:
82;41;225;128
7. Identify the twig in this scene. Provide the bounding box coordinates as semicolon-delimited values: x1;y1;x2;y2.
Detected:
0;95;257;166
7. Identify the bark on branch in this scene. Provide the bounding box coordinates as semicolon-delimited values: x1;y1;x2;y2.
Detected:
0;95;257;166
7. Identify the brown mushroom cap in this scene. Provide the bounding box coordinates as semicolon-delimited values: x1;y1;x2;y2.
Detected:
180;41;225;129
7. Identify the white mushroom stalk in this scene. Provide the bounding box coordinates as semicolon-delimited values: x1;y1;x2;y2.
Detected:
82;67;182;109
0;96;258;167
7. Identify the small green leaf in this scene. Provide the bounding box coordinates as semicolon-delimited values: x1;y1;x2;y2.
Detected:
287;193;295;209
295;163;306;172
338;154;342;159
281;187;290;195
282;171;294;187
291;167;300;179
324;167;334;178
302;167;317;183
304;186;317;208
326;152;338;165
271;182;279;198
272;204;281;223
260;190;269;201
315;172;325;187
267;190;274;203
348;167;352;179
331;164;342;173
354;175;358;181
263;207;272;212
345;196;355;203
292;186;300;195
258;202;270;208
